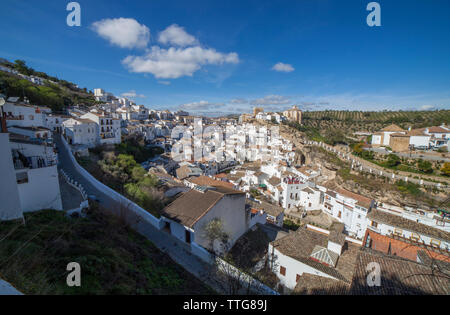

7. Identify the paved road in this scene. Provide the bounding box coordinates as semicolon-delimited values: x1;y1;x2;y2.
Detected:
58;173;84;211
0;279;22;295
55;134;267;295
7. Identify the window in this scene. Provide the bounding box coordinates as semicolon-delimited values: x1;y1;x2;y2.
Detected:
16;172;28;184
430;239;441;248
371;221;378;228
410;233;420;242
280;266;286;276
394;228;403;236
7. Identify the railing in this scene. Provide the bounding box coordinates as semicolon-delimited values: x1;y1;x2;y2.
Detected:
367;225;381;233
389;233;449;255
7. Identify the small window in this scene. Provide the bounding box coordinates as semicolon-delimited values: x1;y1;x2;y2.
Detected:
394;228;403;236
16;172;28;184
371;221;378;228
280;266;286;276
410;233;420;242
430;239;441;248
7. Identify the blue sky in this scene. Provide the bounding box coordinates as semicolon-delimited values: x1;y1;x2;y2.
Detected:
0;0;449;115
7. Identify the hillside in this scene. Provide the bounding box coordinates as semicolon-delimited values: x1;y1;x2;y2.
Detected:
302;110;450;134
0;207;214;295
0;58;100;113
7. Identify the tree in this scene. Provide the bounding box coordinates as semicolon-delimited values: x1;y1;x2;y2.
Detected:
417;159;433;174
385;154;400;167
352;143;364;155
202;218;229;255
441;162;450;177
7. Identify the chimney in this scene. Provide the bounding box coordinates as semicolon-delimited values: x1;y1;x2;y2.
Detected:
328;230;345;256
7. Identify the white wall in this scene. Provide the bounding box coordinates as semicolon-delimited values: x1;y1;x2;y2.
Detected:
409;136;430;148
193;193;247;251
371;134;382;145
269;245;337;290
0;134;22;221
16;165;63;212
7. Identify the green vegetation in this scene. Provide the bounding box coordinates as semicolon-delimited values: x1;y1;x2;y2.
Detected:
0;208;213;295
441;163;450;177
286;121;353;145
302;110;450;133
115;136;164;163
0;59;99;112
395;180;422;196
283;219;300;231
81;137;167;217
351;143;446;178
249;188;261;199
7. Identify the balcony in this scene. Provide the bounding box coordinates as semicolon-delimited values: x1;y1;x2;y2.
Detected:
100;132;115;139
6;115;24;120
389;233;449;255
13;153;56;170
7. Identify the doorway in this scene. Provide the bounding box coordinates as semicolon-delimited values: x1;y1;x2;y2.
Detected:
185;230;191;244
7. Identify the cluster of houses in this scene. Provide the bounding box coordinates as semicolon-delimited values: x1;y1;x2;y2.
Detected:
371;123;449;152
0;63;52;86
239;105;303;125
0;77;448;294
158;163;449;293
0;97;63;221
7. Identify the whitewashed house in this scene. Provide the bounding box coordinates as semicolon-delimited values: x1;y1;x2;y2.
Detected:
269;227;358;291
81;112;121;145
3;101;48;128
160;186;248;253
62;118;99;147
0;132;63;218
322;188;374;239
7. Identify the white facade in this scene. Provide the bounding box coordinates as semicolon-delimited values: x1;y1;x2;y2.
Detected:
62;118;99;147
16;165;62;212
81;112;121;145
268;244;337;290
4;102;47;128
322;189;373;239
0;134;22;220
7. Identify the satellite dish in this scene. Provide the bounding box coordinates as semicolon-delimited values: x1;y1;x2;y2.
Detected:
0;97;5;106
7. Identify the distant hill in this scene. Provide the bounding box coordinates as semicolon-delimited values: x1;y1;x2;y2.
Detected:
0;58;100;113
302;110;450;133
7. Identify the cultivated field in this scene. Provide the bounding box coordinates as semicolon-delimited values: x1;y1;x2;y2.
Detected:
302;110;450;133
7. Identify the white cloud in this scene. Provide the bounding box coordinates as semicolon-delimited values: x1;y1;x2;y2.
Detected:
180;100;225;111
250;95;291;105
121;90;145;98
122;46;239;79
272;62;294;73
158;24;198;47
91;18;150;49
419;105;435;111
157;80;171;85
230;98;248;104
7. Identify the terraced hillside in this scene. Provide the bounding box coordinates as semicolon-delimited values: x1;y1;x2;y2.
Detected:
302;110;450;134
